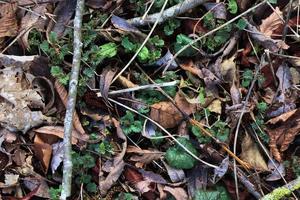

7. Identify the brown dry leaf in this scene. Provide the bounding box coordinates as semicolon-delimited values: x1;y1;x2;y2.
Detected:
180;61;203;79
0;2;18;38
54;80;86;135
99;118;127;196
259;7;283;37
18;4;47;49
46;0;76;38
150;92;196;128
240;133;268;171
163;186;188;200
34;126;89;145
266;109;300;161
220;56;236;82
207;99;222;114
118;75;137;88
127;146;164;164
34;134;52;172
0;54;52;133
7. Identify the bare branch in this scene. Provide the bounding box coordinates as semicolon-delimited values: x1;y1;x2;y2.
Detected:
127;0;208;26
60;0;85;199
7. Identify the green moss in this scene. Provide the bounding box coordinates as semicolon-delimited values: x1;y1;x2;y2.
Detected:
262;187;290;200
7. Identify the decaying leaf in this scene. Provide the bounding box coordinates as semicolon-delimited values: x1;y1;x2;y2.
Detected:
51;141;64;173
164;186;188;200
34;126;89;145
240;133;268;171
127;146;164;164
150;92;196;128
54;80;86;135
212;156;229;184
0;174;19;188
0;54;52;133
118;75;137;88
162;161;185;183
0;2;18;38
18;4;47;49
259;7;283;37
34;134;52;172
47;0;76;38
266;109;300;161
99;118;127;196
265;160;285;181
207;99;222;114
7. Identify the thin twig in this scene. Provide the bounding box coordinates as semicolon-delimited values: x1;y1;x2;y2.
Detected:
96;80;179;96
163;0;267;73
108;97;219;169
110;0;169;84
60;0;85;199
128;0;208;26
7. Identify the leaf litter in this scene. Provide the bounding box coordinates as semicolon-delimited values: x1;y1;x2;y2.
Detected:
0;0;300;199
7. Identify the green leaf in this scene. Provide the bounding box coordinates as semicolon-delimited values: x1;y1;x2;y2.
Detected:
194;186;230;200
257;102;267;113
49;31;58;44
191;126;211;144
138;46;150;61
198;87;206;105
242;69;253;87
149;35;164;47
165;137;198;169
235;19;247;30
40;41;50;53
86;182;97;193
228;0;238;14
174;34;197;56
164;19;181;36
122;37;137;52
83;67;94;78
98;42;117;58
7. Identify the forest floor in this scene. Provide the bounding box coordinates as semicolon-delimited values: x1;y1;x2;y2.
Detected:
0;0;300;199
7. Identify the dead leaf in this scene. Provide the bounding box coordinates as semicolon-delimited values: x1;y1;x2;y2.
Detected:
0;54;52;133
207;99;222;114
212;156;229;183
54;80;86;135
0;174;19;188
118;75;137;88
204;3;227;20
240;133;268;171
47;0;76;38
34;134;52;172
23;178;50;199
99;67;117;104
127;146;164;164
51;140;64;173
259;7;283;37
265;160;285;181
18;4;47;49
163;186;188;200
99;118;127;196
246;18;289;52
150;92;196;128
162;161;185;183
34;126;89;145
220;56;236;82
0;2;18;38
86;0;112;10
266;109;300;161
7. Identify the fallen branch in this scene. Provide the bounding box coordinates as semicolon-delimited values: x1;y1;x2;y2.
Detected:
127;0;208;26
261;177;300;200
60;0;85;199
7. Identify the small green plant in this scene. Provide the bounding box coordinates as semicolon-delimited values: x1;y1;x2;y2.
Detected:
72;152;97;193
227;0;238;14
164;19;181;36
49;186;62;200
174;34;198;56
116;192;135;200
194;185;230;200
235;19;247;30
51;66;70;85
120;111;143;135
165;137;198;169
121;36;163;63
257;101;268;113
241;69;253;87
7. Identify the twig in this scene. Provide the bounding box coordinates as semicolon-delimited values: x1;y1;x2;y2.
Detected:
96;80;179;96
108;97;219;169
163;0;267;73
110;0;169;84
128;0;208;26
261;177;300;200
60;0;84;199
